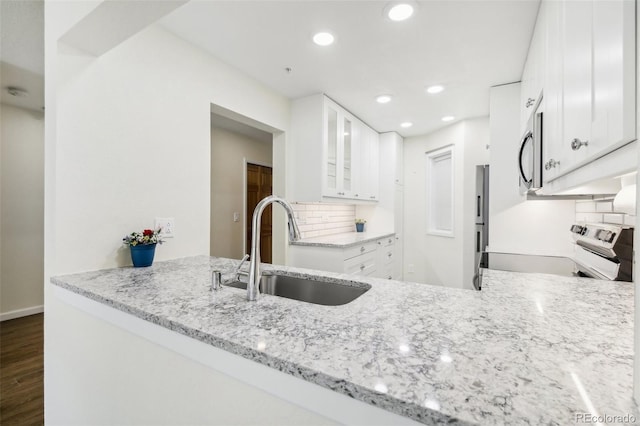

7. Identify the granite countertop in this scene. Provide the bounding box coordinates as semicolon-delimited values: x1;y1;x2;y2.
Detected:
291;231;395;248
50;256;636;425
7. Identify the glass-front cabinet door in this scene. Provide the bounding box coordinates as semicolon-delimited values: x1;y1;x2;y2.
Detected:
325;104;339;196
342;117;352;196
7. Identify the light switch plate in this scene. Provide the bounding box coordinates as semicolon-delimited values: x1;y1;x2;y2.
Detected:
233;212;240;222
155;217;175;238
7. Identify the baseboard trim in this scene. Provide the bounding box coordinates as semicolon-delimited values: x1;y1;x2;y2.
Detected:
0;305;44;321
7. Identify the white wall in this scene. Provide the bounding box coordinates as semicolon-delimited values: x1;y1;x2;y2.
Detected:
50;23;290;275
488;83;575;258
210;125;272;259
0;104;44;318
403;118;489;290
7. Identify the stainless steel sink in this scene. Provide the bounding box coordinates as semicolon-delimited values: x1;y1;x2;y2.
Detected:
225;273;370;306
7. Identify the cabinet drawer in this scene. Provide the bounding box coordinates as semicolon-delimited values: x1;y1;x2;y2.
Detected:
344;251;376;274
382;266;395;280
376;236;395;248
380;248;395;266
347;262;377;277
344;242;377;260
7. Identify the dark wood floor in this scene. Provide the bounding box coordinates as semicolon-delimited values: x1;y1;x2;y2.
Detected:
0;313;44;425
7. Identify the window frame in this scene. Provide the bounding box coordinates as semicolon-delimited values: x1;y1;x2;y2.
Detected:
425;145;455;238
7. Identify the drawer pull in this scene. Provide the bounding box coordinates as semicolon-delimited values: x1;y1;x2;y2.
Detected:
388;252;392;258
360;264;365;271
388;238;392;244
387;275;392;279
360;246;365;253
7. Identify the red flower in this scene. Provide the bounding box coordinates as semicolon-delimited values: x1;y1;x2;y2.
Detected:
143;229;154;236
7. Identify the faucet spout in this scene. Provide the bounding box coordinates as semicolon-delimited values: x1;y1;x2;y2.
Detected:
247;196;300;301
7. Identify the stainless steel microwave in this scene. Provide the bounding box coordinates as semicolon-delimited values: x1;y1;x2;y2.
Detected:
518;96;543;194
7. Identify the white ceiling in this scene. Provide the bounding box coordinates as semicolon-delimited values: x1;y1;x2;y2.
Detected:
0;0;44;111
160;0;540;137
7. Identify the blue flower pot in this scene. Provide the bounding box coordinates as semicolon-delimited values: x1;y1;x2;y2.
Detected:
356;223;365;232
130;244;156;267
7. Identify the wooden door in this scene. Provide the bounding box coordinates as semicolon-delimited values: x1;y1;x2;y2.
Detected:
246;164;273;263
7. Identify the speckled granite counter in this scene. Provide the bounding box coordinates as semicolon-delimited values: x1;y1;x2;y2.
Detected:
291;231;395;247
50;256;637;425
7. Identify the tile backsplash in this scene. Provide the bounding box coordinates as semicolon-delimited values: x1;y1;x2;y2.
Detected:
575;199;635;226
292;203;356;239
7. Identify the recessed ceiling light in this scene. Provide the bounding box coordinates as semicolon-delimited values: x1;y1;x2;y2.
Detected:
313;32;335;46
400;122;413;128
426;85;444;94
442;116;455;122
387;3;414;21
376;95;392;104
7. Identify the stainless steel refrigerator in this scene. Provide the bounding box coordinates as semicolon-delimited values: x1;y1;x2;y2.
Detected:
473;165;489;290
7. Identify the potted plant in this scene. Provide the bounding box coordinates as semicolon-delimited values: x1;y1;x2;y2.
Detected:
355;219;366;233
123;228;164;267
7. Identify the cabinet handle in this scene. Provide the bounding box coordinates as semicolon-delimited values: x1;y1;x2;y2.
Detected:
570;138;589;151
544;159;560;170
355;194;359;197
387;275;392;280
360;264;365;271
370;196;376;199
388;252;392;258
337;192;345;196
388;238;392;244
360;246;365;253
525;97;535;108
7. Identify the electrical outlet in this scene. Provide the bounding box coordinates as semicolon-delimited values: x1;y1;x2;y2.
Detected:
155;217;175;238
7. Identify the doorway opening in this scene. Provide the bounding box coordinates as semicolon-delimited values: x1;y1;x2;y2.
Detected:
246;163;273;263
210;110;274;261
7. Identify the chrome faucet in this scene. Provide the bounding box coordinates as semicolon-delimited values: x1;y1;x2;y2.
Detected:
247;196;301;301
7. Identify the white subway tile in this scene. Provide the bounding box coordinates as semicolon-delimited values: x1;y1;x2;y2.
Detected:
624;215;636;226
575;201;596;213
603;214;624;224
596;201;613;213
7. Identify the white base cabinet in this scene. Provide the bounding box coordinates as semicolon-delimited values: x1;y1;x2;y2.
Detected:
289;236;398;280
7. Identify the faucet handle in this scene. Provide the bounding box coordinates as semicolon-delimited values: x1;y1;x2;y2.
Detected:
236;254;250;272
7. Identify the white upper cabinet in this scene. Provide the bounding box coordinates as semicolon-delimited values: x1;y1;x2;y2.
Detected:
291;94;380;202
358;125;380;201
520;6;545;132
540;0;636;185
590;0;636;158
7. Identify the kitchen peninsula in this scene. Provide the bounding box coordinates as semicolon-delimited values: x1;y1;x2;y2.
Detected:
49;256;636;425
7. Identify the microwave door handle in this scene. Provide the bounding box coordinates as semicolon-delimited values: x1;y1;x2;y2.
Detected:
518;132;531;183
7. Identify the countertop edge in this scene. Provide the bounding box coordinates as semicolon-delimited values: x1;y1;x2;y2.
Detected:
291;232;396;248
49;272;465;426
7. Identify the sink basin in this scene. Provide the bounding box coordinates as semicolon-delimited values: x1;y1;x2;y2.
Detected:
225;273;370;306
